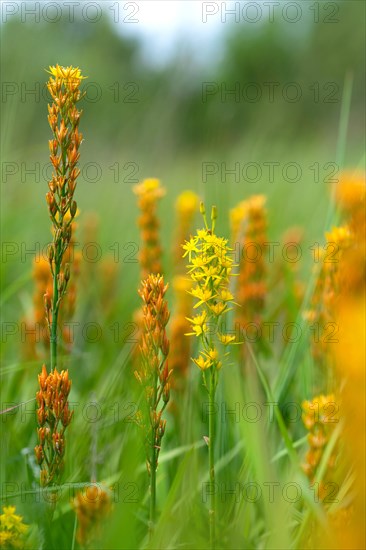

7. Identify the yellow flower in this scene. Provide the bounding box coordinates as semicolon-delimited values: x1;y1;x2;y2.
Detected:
64;206;81;223
209;302;228;316
182;239;199;260
133;178;165;278
192;354;212;370
190;255;211;269
220;289;234;302
184;205;237;373
73;484;112;546
173;276;192;293
133;178;165;198
191;288;216;308
48;64;85;80
221;256;234;269
185;324;208;337
218;333;236;345
0;505;29;549
335;171;366;212
206;348;218;361
176;190;199;216
186;311;207;325
235;194;268;334
191;271;205;282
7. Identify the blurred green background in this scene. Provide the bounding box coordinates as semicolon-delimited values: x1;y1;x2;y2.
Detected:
0;2;365;549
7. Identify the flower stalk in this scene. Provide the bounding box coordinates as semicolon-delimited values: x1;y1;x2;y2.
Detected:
184;203;236;549
135;274;171;537
35;65;84;490
45;65;84;369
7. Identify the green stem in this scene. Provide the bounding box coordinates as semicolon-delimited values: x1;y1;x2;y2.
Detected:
50;116;68;371
149;368;158;539
209;368;216;550
50;251;60;370
149;441;156;537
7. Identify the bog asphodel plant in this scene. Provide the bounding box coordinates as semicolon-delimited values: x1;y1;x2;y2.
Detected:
305;224;352;372
170;191;199;396
35;65;84;487
135;274;171;535
233;195;267;344
44;64;84;367
302;394;338;502
133;178;165;279
73;484;112;546
183;203;236;549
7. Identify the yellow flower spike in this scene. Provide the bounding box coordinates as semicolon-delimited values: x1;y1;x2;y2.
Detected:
183;204;236;548
235;194;268;350
133;178;165;279
301;394;338;502
307;222;355;366
72;484;111;546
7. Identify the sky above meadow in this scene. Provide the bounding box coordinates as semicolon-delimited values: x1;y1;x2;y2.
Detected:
116;0;226;66
2;1;310;67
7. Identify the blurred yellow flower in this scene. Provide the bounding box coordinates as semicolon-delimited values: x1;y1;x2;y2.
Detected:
176;190;199;216
0;505;29;549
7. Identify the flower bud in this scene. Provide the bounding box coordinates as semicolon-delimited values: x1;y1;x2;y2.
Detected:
163;383;170;404
47;244;54;262
40;469;48;487
64;263;70;282
35;444;44;465
70;200;77;218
